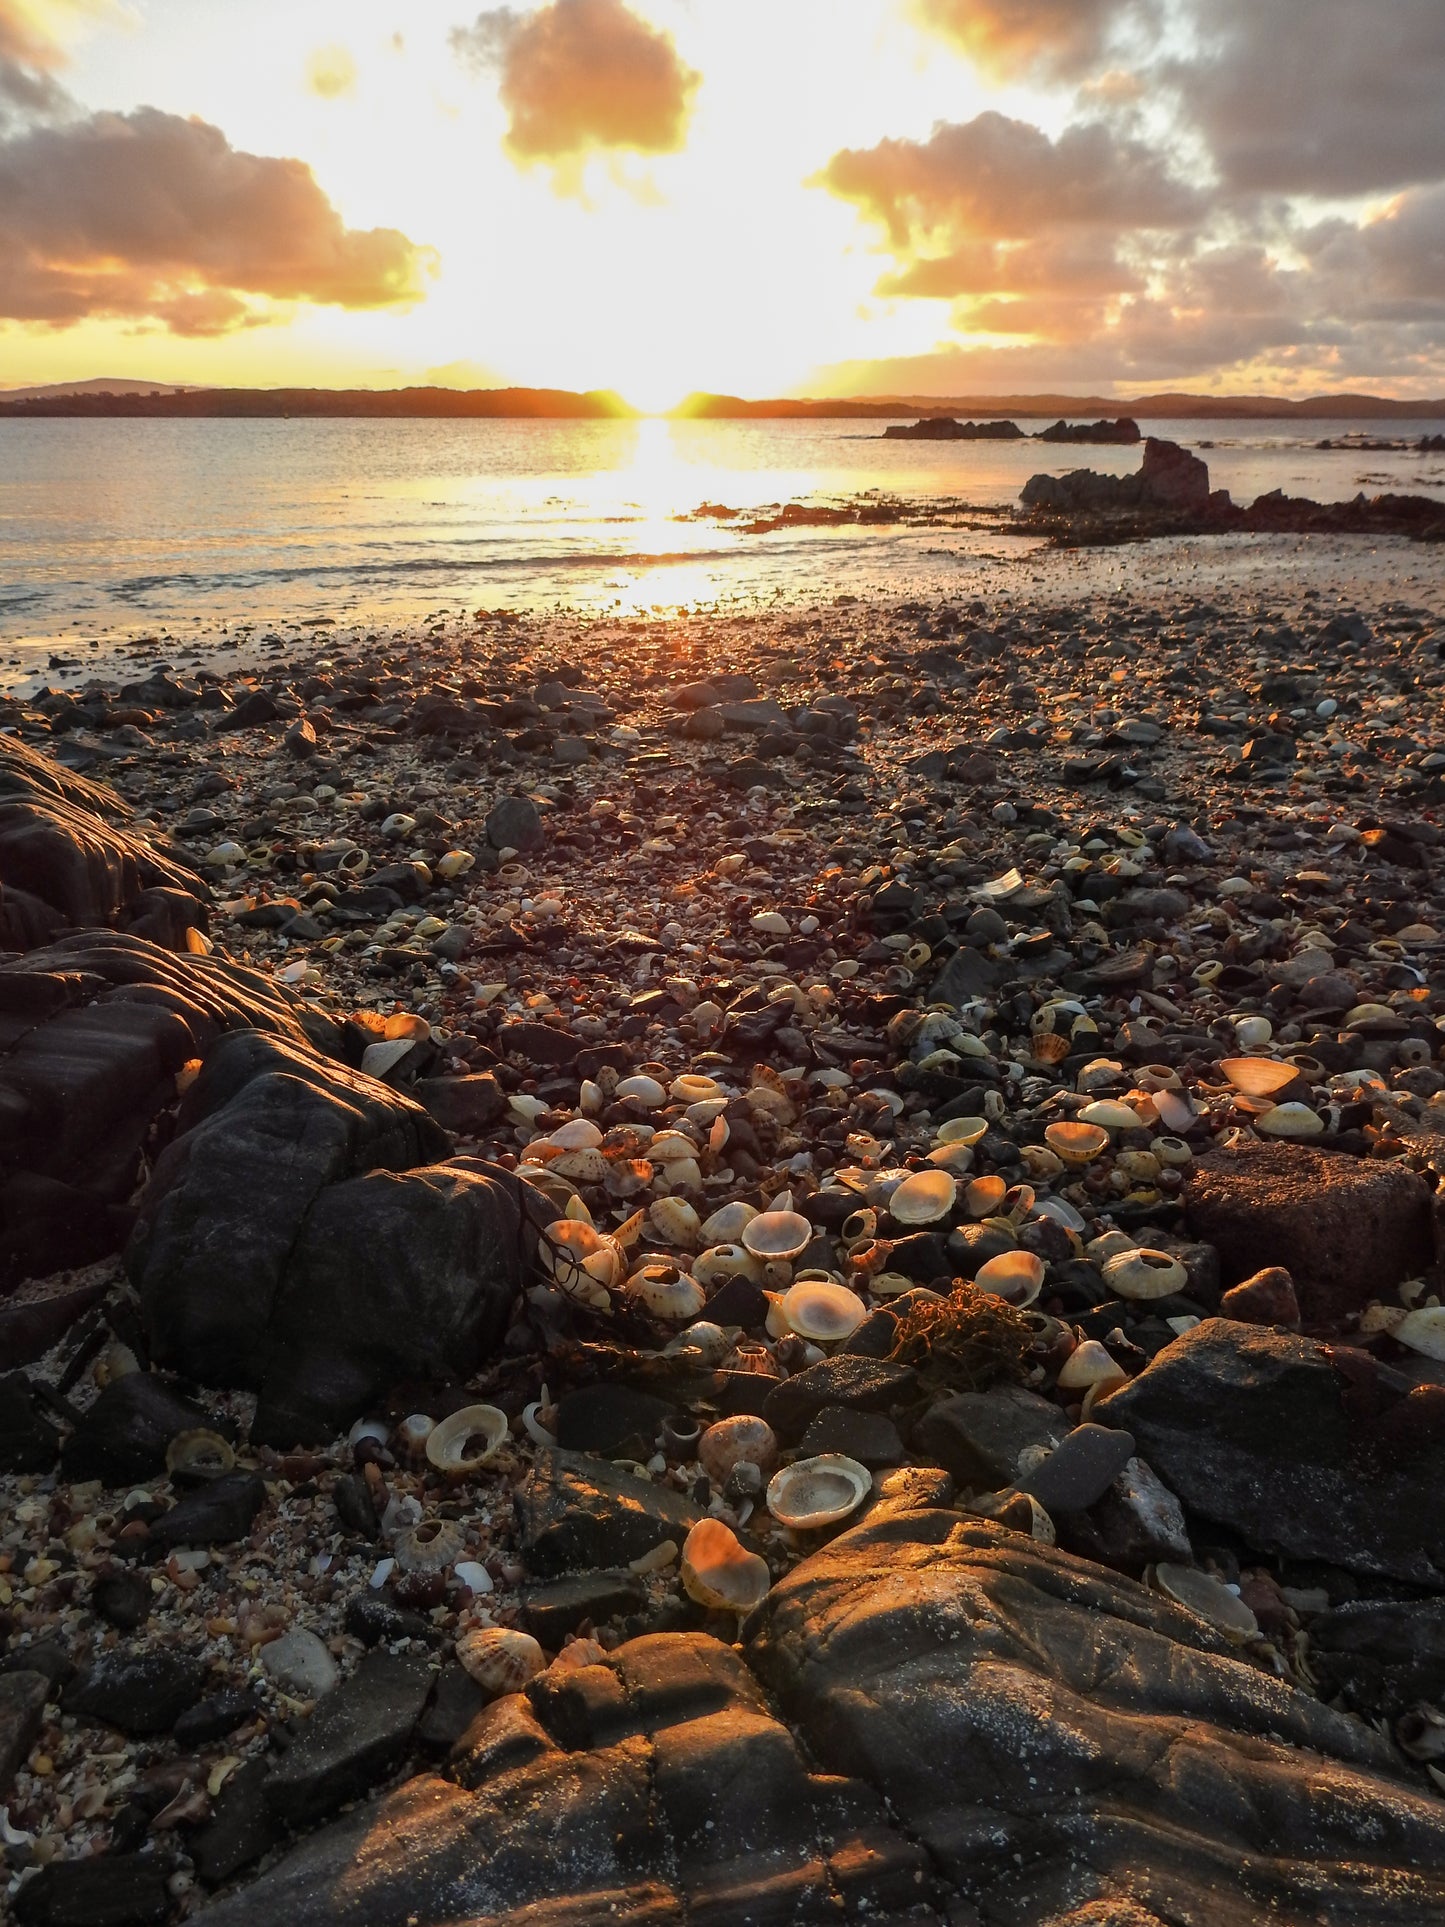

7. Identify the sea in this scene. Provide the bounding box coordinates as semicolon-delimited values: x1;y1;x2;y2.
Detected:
2;415;1444;673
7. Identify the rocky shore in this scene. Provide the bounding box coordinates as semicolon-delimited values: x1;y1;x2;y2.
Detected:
3;578;1445;1926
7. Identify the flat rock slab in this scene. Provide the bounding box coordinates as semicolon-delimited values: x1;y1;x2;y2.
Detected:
265;1649;435;1830
1098;1318;1445;1588
515;1449;704;1578
913;1384;1070;1490
0;1668;48;1796
748;1511;1445;1925
194;1633;937;1927
1186;1141;1437;1325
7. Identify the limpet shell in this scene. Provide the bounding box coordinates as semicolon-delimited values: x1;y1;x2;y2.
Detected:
973;1250;1046;1307
1078;1100;1144;1133
964;1175;1008;1218
766;1454;871;1531
1255;1102;1324;1138
425;1405;508;1477
648;1195;702;1247
616;1075;666;1109
935;1116;989;1147
542;1218;620;1308
395;1517;466;1574
1395;1307;1445;1361
681;1518;771;1614
457;1626;545;1695
742;1211;813;1261
666;1320;733;1368
779;1279;867;1343
165;1429;236;1480
887;1169;957;1226
699;1415;778;1486
625;1261;707;1322
1044;1121;1110;1165
1103;1248;1187;1300
1154;1563;1258;1642
1232;1016;1273;1050
1219;1057;1297;1098
1057;1338;1128;1393
551;1118;604;1150
694;1243;763;1287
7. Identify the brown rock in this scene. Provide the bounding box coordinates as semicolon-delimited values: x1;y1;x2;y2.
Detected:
1220;1266;1301;1329
1186;1143;1436;1325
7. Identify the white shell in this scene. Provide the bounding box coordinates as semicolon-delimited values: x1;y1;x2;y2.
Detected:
973;1250;1045;1307
1154;1563;1258;1642
1078;1100;1144;1133
1219;1057;1298;1097
1255;1102;1325;1138
425;1405;508;1476
552;1118;604;1150
766;1454;871;1531
625;1262;707;1322
648;1195;702;1248
699;1416;778;1485
694;1243;763;1287
360;1038;415;1080
779;1280;867;1343
616;1075;666;1109
700;1201;758;1244
1103;1247;1187;1300
1395;1306;1445;1361
457;1626;545;1695
1057;1339;1127;1392
741;1211;813;1261
887;1169;957;1226
680;1518;771;1613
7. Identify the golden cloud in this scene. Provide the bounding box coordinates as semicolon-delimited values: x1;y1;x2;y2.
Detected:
913;0;1138;79
452;0;698;162
306;43;358;100
0;105;437;334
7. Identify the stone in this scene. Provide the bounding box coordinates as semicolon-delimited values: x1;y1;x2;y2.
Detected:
191;1758;284;1887
798;1406;905;1467
13;1855;173;1927
1097;1319;1445;1588
0;1270;113;1368
1185;1142;1436;1325
553;1384;674;1459
263;1648;434;1829
515;1448;704;1577
413;1072;506;1135
148;1471;268;1550
130;1031;532;1445
521;1570;648;1644
63;1647;208;1735
484;794;544;851
1140;435;1211;509
1220;1265;1301;1328
194;1633;936;1927
494;1020;579;1068
344;1595;435;1648
761;1356;916;1442
414;1663;488;1757
1310;1599;1445;1718
261;1627;341;1699
912;1385;1070;1490
173;1686;263;1749
1015;1422;1138;1512
60;1373;215;1486
0;1371;61;1473
0;1668;47;1796
92;1568;153;1631
1053;1455;1194;1571
747;1511;1445;1924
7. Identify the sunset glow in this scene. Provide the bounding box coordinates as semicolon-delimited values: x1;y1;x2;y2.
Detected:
2;0;1445;399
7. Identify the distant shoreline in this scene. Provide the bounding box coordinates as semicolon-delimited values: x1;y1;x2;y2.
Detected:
3;384;1445;421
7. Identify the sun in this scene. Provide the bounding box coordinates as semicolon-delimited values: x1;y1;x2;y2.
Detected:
620;375;691;416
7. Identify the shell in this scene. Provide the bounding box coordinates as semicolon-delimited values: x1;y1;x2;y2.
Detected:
694;1243;763;1287
616;1074;666;1109
780;1280;867;1343
394;1413;436;1459
925;1142;975;1177
680;1518;771;1614
1151;1135;1193;1167
1219;1057;1298;1097
425;1405;508;1477
1057;1339;1128;1393
541;1218;621;1308
625;1261;707;1322
649;1130;701;1163
648;1196;702;1248
1154;1563;1258;1642
360;1038;415;1081
973;1250;1046;1307
672;1074;725;1104
1103;1247;1187;1300
887;1169;957;1226
1232;1016;1274;1050
165;1429;236;1480
666;1320;733;1368
456;1626;545;1695
699;1415;779;1486
1044;1121;1110;1165
766;1454;871;1531
1077;1100;1144;1133
394;1518;466;1574
1395;1306;1445;1361
964;1175;1008;1218
1032;1032;1071;1065
1255;1102;1325;1138
551;1118;604;1149
741;1211;813;1261
935;1115;989;1147
1153;1088;1197;1133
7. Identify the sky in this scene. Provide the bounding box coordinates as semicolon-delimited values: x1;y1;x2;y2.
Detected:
2;0;1444;405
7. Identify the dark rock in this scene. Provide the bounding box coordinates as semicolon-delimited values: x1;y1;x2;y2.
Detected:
1140;435;1212;509
553;1384;674;1459
494;1021;579;1068
1098;1319;1445;1588
414;1663;488;1757
63;1647;208;1735
173;1686;263;1748
0;1371;61;1473
515;1448;704;1577
332;1474;380;1539
412;1073;506;1135
1311;1599;1445;1718
799;1406;905;1467
700;1271;768;1328
1186;1143;1435;1325
484;795;544;852
148;1473;267;1551
0;1268;113;1367
219;691;280;730
1014;1422;1137;1512
761;1356;916;1442
344;1595;435;1648
0;1668;47;1796
521;1570;648;1643
913;1385;1070;1490
839;1306;900;1359
747;1510;1445;1924
92;1568;153;1631
13;1855;173;1927
1220;1265;1301;1328
263;1649;434;1830
130;1031;531;1445
884;416;1024;440
196;1632;936;1927
190;1759;284;1887
60;1374;214;1486
1054;1456;1193;1571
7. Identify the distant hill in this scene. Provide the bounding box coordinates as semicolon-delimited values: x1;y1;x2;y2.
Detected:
677;391;1445;421
0;377;200;401
0;385;635;419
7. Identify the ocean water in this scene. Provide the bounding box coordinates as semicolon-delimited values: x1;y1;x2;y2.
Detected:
2;414;1443;659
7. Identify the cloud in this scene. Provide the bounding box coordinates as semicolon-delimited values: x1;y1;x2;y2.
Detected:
306;43;357;100
0;0;123;119
451;0;698;162
913;0;1148;81
0;104;437;333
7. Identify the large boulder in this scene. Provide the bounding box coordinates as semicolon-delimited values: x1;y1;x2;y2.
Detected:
1097;1318;1445;1588
130;1031;537;1444
747;1511;1445;1925
1185;1141;1438;1325
1139;435;1211;509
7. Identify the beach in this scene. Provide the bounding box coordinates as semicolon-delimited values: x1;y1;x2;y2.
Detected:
3;530;1445;1924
